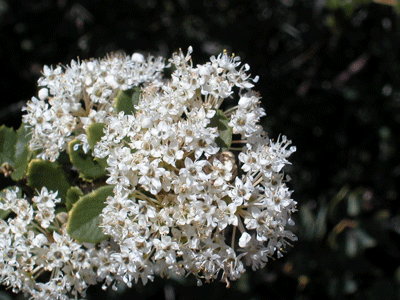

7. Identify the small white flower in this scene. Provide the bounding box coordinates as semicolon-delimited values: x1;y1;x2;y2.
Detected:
228;176;254;206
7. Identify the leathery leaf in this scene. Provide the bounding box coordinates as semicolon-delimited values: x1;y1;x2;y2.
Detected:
67;185;114;244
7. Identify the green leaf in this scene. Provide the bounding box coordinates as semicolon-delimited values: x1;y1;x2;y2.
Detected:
0;124;33;180
67;185;113;243
208;109;233;150
0;125;17;165
0;186;22;219
114;86;141;115
86;123;108;168
86;123;106;152
0;208;10;220
26;159;71;201
66;186;84;211
12;125;33;180
68;139;107;182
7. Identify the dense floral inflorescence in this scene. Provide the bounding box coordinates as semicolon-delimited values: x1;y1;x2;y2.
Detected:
22;52;166;161
0;187;118;299
96;48;297;286
0;47;297;299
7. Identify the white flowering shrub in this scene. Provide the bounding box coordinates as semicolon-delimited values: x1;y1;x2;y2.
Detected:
0;47;297;299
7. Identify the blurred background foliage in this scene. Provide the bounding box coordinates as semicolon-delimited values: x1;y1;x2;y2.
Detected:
0;0;400;299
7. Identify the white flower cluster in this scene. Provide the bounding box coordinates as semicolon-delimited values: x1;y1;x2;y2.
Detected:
0;187;117;299
22;52;166;161
95;48;297;286
10;47;297;298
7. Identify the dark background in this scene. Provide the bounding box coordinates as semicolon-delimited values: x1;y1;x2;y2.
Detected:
1;0;400;299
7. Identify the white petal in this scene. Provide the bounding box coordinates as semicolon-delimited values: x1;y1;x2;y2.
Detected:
238;232;251;248
38;88;49;100
131;53;145;63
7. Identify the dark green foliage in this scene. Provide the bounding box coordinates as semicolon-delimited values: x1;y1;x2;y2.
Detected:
86;123;106;152
67;185;113;244
208;109;233;150
26;159;71;201
0;125;16;166
0;124;32;180
68;139;107;182
66;186;84;211
86;123;108;168
114;87;141;115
